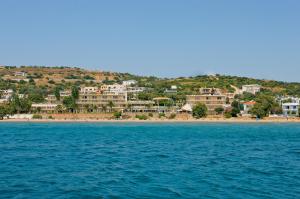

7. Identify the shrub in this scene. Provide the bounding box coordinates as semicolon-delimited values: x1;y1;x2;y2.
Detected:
135;114;148;120
168;113;176;119
32;114;42;119
113;111;122;119
159;113;165;118
148;113;153;117
48;115;54;119
48;80;55;84
224;112;232;119
214;107;224;115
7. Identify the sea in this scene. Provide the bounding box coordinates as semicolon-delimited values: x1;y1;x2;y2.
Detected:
0;123;299;199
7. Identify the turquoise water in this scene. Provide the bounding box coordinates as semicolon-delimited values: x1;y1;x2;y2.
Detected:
0;123;299;198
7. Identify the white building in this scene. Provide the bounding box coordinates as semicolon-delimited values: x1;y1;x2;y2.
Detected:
80;87;99;93
278;96;300;105
101;84;126;94
165;85;178;94
282;103;299;116
14;71;27;77
171;85;177;90
122;80;137;86
126;87;146;93
242;84;261;94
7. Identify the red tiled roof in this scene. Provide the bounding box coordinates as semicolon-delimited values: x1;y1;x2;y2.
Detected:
243;101;256;105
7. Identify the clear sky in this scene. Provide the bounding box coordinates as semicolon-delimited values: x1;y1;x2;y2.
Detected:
0;0;299;82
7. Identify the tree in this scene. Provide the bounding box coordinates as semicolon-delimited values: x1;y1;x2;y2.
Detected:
250;94;275;118
29;78;35;84
108;101;114;112
9;95;31;114
230;100;241;117
71;86;79;99
0;105;8;119
28;91;45;103
192;103;207;119
101;105;107;113
55;105;64;113
214;107;224;115
54;87;61;101
63;96;77;113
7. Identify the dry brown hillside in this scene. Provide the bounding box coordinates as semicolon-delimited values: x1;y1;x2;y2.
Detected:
0;66;117;86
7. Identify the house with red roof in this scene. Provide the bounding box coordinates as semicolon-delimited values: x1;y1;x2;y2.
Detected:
242;101;256;115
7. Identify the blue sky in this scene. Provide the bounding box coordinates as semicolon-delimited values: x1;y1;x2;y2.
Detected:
0;0;299;82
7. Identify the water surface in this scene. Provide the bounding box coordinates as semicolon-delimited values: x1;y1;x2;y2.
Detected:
0;123;299;198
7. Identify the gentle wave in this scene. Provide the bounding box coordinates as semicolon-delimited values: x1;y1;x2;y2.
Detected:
0;123;299;198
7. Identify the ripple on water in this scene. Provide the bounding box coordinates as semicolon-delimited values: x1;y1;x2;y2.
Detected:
0;123;299;198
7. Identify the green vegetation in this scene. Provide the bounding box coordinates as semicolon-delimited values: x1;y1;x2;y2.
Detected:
192;103;207;119
214;107;224;115
63;96;77;113
159;113;166;118
230;101;241;117
0;105;8;119
135;114;148;120
32;114;42;119
113;111;122;119
250;94;278;118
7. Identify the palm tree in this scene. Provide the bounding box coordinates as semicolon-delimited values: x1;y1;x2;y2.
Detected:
101;105;107;113
55;105;64;113
127;104;132;112
108;101;114;112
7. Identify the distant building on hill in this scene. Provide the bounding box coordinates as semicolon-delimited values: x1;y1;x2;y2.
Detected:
80;87;99;93
14;71;27;77
122;80;137;86
126;87;146;93
165;85;177;94
100;84;126;94
199;88;221;95
242;84;261;94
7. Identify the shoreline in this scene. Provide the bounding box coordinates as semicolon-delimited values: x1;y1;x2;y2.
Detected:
1;118;300;123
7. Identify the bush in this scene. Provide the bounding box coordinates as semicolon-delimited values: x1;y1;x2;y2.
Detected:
32;114;42;119
113;111;122;119
148;113;153;117
135;114;148;120
48;80;55;84
214;107;224;115
48;115;54;119
168;113;176;119
224;112;232;119
159;113;165;118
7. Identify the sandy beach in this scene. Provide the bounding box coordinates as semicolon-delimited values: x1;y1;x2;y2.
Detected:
1;117;300;123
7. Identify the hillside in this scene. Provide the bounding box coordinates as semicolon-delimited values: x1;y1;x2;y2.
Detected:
0;66;300;98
